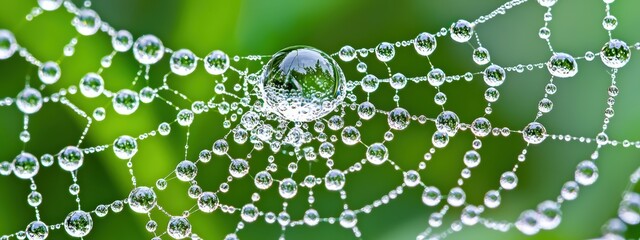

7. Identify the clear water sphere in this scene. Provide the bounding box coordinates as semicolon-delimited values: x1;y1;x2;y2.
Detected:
435;111;460;136
198;192;219;213
450;19;474;43
170;49;198;76
38;61;61;85
575;160;598;186
0;30;18;60
427;68;446;87
38;0;63;11
483;64;506;87
73;9;101;36
16;87;43;114
422;187;441;206
112;89;140;115
471;117;492;137
12;152;39;179
339;210;358;228
241;204;259;222
375;42;395;62
388;107;410;130
361;74;379;93
112;30;133;52
204;50;229;75
175;160;198;182
515;210;540;235
133;35;165;65
618;193;640;225
229;159;249;178
500;171;518;190
79;73;105;98
547;53;578;78
260;46;346;122
113;135;138;160
522;122;547;144
600;39;631;68
58;146;84;171
64;210;93;238
537;0;557;7
432;131;449;148
167;217;192;239
279;178;298;199
304;209;320;226
324;169;346;191
338;45;356;62
390;73;407;90
537;200;562;230
414;32;437;56
366;143;388;165
254;171;273;190
128;187;157;213
25;220;48;240
473;47;491;65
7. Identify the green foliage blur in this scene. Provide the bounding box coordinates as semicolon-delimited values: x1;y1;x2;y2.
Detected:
0;0;640;239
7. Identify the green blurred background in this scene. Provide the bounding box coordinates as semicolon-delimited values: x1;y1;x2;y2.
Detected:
0;0;639;239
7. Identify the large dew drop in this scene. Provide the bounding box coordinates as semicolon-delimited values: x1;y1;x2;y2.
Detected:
25;220;48;240
58;146;84;171
522;122;547;144
260;46;346;122
167;217;192;239
13;152;39;179
133;35;164;65
64;210;93;238
547;53;578;78
601;39;631;69
128;187;157;214
17;87;43;115
0;30;18;60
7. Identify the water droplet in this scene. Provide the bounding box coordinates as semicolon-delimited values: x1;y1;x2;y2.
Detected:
176;109;194;126
471;117;492;137
484;190;501;208
112;30;133;52
447;187;466;207
279;178;298;199
325;169;346;191
112;89;139;115
500;171;518;190
25;221;48;240
361;74;379;93
17;87;43;114
422;186;441;206
375;42;395;62
204;50;229;75
167;217;191;240
304;209;320;226
73;9;101;36
341;126;360;145
128;187;157;213
432;131;449;148
58;146;83;171
170;49;197;76
12;153;39;179
619;192;640;225
338;45;356;62
254;171;273;190
483;64;506;87
357;102;376;120
64;210;93;238
79;73;104;98
414;32;437;56
0;30;17;60
38;61;61;85
390;73;407;90
547;53;578;78
38;0;63;11
464;150;481;168
366;143;388;165
436;111;460;136
450;20;474;43
537;200;561;230
387;107;410;130
473;47;490;65
339;210;358;228
133;35;164;65
515;210;540;235
158;122;171;136
575;160;598;186
27;191;42;207
537;0;557;7
601;39;631;68
427;68;446;87
561;181;579;200
404;170;421;187
198;192;219;213
229;159;249;178
241;204;259;222
261;46;346;122
212;139;229;155
113;135;137;160
523;122;547;144
175;160;197;182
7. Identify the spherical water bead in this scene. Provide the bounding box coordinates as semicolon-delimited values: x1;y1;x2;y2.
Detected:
434;92;447;105
361;74;379;93
356;62;367;73
40;154;54;168
387;107;410;130
16;88;43;114
0;161;11;176
357;102;376;120
79;73;104;98
341;126;360;145
461;205;481;226
484;87;500;103
198;192;219;213
523;122;547;144
95;205;108;217
537;201;561;230
390;73;407;90
279;178;298;199
538;27;551;40
619;193;640;225
338;45;356;62
112;30;133;52
167;217;191;240
375;42;395;62
463;150;481;168
176;109;195;126
325;169;346;191
436;111;460;136
68;183;80;195
560;181;579;201
73;9;101;36
515;210;540;235
414;32;437;56
229;159;249;178
471;117;492;137
58;146;84;171
133;35;164;65
158;122;171;136
38;61;61;85
404;170;421;187
339;210;358;228
500;171;518;190
484;190;501;208
432;131;449;148
547;53;578;78
175;160;197;182
603;15;618;31
537;0;557;7
145;220;157;232
254;171;273;190
38;0;63;11
261;46;346;122
575;160;598;186
139;87;155;103
128;187;157;213
112;89;139;115
473;47;490;65
170;49;197;76
212;139;229;155
427;68;446;87
93;107;106;121
12;153;39;179
538;98;553;113
366;143;388;165
113;135;138;159
240;204;259;223
25;221;48;240
447;187;466;207
240;111;260;130
64;210;93;238
483;64;506;87
422;187;441;206
450;20;474;43
319;142;335;159
0;30;18;60
601;39;631;68
204;50;229;75
304;209;320;226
